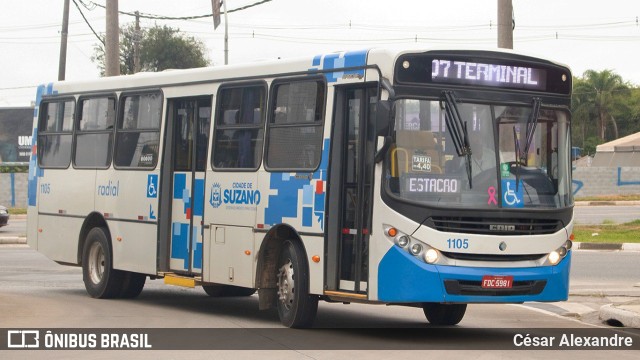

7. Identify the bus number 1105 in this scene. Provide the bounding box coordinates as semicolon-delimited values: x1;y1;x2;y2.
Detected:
447;238;469;249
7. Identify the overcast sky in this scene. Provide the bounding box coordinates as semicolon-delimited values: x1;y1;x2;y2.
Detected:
1;0;639;106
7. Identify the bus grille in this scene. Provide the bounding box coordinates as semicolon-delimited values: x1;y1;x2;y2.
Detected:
441;252;546;262
430;217;562;235
444;280;547;296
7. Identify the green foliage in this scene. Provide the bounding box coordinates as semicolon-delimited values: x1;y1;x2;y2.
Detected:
571;69;638;150
0;165;28;173
92;24;210;76
581;136;602;156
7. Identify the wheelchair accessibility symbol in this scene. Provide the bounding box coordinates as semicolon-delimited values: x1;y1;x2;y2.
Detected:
147;174;158;198
501;179;523;208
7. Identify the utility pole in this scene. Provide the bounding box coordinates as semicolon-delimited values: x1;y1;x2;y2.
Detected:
58;0;70;81
223;0;229;65
211;0;229;65
497;0;513;49
105;0;120;76
133;11;141;73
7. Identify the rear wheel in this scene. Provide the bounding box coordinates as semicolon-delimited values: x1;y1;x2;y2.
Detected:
422;303;467;326
119;272;146;298
276;240;318;328
82;227;125;299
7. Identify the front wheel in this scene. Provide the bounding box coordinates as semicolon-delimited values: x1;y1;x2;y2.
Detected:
276;240;318;328
422;303;467;326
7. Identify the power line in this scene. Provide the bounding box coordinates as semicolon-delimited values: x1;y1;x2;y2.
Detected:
72;0;104;46
82;0;272;20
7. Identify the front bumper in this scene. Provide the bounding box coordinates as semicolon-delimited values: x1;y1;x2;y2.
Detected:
378;245;571;303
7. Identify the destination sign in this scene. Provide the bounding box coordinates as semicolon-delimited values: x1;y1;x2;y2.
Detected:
431;59;547;91
402;175;461;194
394;53;571;95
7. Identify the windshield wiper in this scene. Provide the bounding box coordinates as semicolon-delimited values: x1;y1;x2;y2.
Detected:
442;91;473;188
514;97;542;190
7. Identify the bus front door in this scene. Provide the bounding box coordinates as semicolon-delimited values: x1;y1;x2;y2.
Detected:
165;97;211;274
327;86;377;295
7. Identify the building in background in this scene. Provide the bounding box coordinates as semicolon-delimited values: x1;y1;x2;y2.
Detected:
0;107;34;165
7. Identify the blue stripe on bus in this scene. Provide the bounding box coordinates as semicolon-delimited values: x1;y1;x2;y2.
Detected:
28;84;54;207
378;245;571;303
174;173;186;199
264;139;329;229
171;222;190;270
193;178;204;217
309;50;368;83
320;50;368;83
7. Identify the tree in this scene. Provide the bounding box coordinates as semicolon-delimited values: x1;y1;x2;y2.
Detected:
93;24;210;76
572;70;630;142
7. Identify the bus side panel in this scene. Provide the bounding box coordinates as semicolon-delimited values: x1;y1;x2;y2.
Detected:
203;169;259;285
36;169;95;263
109;221;157;275
204;225;254;287
299;235;324;295
37;215;84;264
95;170;159;275
38;169;95;216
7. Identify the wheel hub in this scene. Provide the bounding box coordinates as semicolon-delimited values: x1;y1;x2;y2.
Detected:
88;242;105;285
277;259;295;310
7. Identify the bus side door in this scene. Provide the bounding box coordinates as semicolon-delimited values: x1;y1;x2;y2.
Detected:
164;96;211;274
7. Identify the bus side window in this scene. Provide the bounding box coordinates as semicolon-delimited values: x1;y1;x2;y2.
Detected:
114;92;162;168
38;100;75;168
213;84;266;170
265;78;325;170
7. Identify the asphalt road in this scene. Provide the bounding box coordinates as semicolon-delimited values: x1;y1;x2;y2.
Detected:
1;245;639;359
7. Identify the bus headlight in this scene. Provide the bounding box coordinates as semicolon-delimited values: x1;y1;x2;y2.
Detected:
410;243;423;256
424;248;439;264
397;235;410;248
548;240;572;265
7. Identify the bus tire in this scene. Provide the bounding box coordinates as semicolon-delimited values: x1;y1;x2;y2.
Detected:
119;272;146;298
82;227;125;299
422;303;467;326
203;284;256;297
276;240;318;328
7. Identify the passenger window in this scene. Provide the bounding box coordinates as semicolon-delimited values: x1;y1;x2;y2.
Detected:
74;96;116;168
212;84;266;170
114;92;162;168
38;100;75;168
266;79;325;170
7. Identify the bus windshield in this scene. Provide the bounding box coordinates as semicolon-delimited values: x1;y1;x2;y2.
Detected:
385;99;572;209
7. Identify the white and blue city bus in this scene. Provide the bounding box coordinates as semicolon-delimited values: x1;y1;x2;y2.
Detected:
27;48;573;328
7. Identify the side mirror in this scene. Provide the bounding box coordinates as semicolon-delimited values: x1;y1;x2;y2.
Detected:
375;100;392;137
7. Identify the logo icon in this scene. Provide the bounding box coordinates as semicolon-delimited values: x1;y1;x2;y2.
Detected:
501;179;524;208
209;183;222;208
7;330;40;348
147;175;158;198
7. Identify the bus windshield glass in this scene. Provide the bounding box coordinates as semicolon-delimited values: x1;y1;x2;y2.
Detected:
385;99;572;209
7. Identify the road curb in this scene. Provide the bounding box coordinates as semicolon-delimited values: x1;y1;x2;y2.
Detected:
574;200;640;206
0;237;26;245
575;242;622;251
573;242;639;251
599;302;640;327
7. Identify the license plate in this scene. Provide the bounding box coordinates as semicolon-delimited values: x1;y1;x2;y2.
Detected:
481;275;513;289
